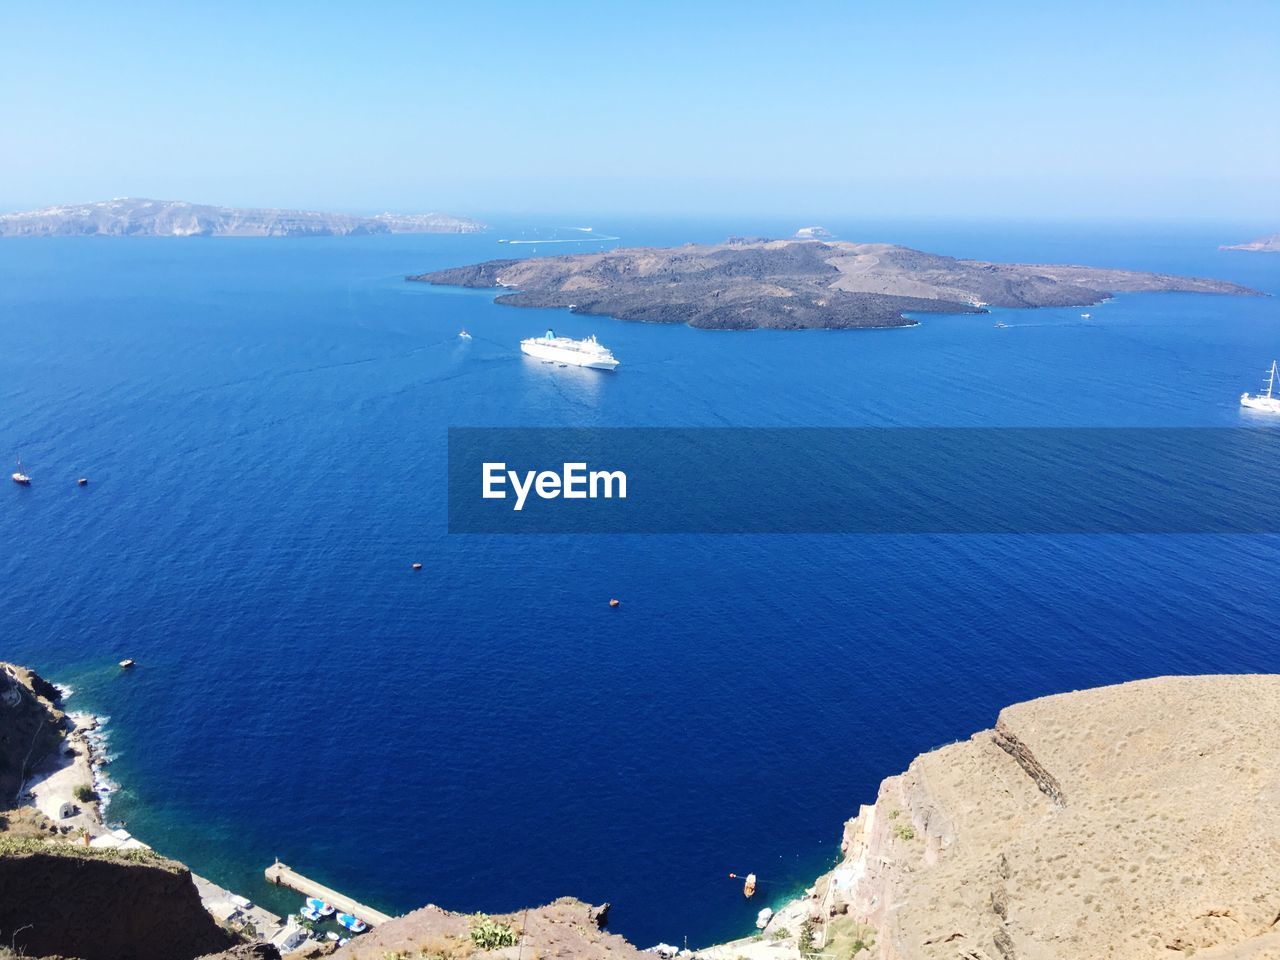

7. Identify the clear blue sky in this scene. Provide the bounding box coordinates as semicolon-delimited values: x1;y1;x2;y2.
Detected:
2;1;1276;220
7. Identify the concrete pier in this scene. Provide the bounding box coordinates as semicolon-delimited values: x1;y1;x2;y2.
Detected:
264;859;394;926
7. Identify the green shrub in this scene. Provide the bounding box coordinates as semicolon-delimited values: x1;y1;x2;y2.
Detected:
469;914;518;950
892;822;915;841
73;784;96;803
798;920;817;958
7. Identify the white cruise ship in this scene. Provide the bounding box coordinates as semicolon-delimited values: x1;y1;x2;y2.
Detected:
520;329;620;370
1240;360;1280;413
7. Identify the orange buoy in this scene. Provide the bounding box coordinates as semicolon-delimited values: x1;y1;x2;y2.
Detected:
609;598;620;607
411;562;423;571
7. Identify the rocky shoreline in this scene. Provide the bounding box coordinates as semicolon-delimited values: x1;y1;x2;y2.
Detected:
6;666;1280;960
703;674;1280;960
2;664;298;956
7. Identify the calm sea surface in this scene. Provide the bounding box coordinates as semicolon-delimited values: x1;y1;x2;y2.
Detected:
1;220;1278;945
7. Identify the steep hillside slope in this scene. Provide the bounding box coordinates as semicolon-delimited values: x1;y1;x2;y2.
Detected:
0;839;237;960
759;675;1280;960
0;662;65;805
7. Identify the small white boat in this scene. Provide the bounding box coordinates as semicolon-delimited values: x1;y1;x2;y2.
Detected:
458;329;472;340
1240;360;1280;414
306;897;336;917
299;906;323;923
993;321;1007;329
1081;312;1092;319
326;932;340;942
12;457;30;485
336;913;368;934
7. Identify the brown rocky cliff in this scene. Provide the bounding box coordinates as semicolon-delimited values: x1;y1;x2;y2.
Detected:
790;675;1280;960
0;662;66;806
329;898;642;960
0;844;237;960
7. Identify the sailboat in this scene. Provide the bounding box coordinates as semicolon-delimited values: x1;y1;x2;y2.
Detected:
11;457;31;485
1240;361;1280;414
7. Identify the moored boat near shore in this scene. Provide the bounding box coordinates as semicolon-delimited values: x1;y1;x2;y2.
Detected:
306;897;335;917
336;912;368;934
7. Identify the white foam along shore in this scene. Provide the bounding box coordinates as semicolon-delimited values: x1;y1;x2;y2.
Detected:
18;681;116;835
22;684;295;946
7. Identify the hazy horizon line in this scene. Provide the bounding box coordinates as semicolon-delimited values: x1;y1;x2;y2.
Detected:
0;195;1274;232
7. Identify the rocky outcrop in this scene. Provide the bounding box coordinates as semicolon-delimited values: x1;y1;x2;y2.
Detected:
0;841;237;960
329;897;640;960
765;675;1280;960
0;199;484;237
198;944;281;960
0;662;65;806
990;717;1066;807
410;240;1262;330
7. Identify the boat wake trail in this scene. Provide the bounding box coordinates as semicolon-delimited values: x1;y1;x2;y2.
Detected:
499;234;621;245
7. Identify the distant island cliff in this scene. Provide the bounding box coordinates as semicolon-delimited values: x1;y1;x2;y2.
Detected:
410;239;1262;330
1222;233;1280;253
0;198;484;237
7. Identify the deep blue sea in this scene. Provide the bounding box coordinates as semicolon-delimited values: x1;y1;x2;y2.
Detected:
1;219;1278;947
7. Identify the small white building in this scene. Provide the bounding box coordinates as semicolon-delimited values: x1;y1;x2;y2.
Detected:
270;922;309;953
58;801;76;819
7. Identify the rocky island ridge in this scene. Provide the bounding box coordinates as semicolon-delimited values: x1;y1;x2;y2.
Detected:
411;238;1262;330
0;198;484;238
1222;233;1280;253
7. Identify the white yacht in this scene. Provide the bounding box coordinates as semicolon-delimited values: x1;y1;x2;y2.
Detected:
1240;360;1280;413
520;329;619;370
12;457;30;485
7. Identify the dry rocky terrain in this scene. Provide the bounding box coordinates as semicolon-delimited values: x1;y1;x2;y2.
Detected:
328;899;643;960
411;239;1261;329
761;675;1280;960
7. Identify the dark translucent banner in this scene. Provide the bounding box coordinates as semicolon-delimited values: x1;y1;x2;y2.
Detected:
447;428;1280;534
